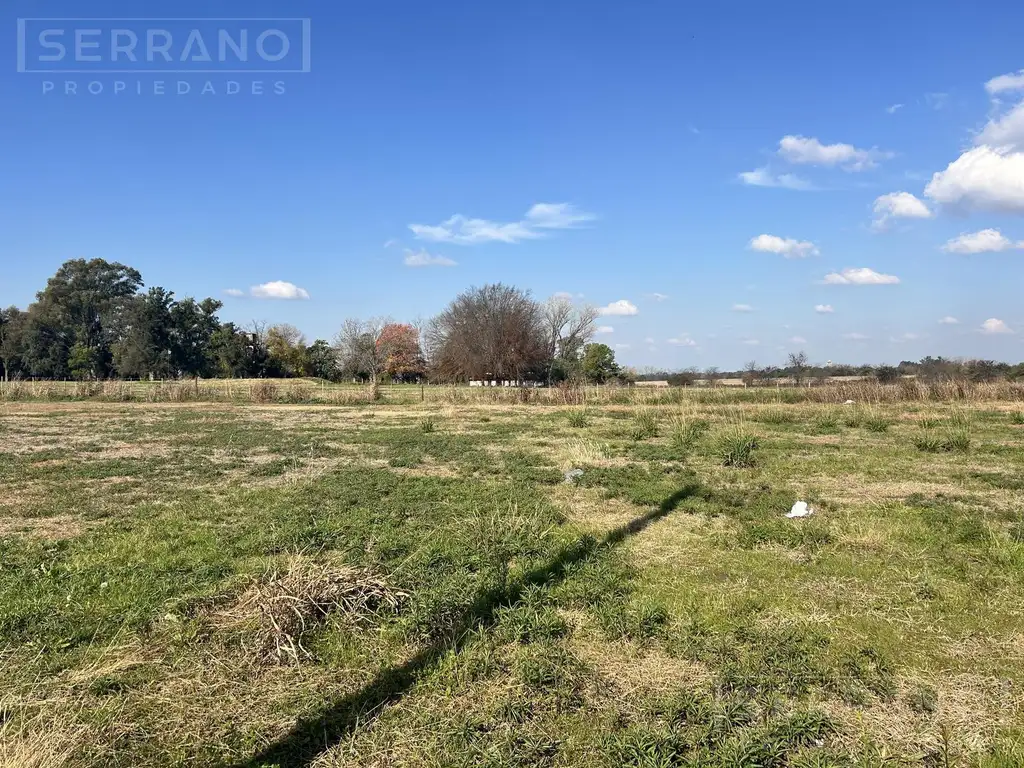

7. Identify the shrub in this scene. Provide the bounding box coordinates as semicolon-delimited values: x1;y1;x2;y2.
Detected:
420;417;437;433
1010;411;1024;425
669;416;710;452
251;380;278;404
862;415;892;433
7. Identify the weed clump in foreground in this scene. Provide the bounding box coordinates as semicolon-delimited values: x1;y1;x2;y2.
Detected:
669;415;710;453
915;409;972;453
630;409;659;441
566;408;591;428
716;431;759;467
420;417;437;433
218;559;406;665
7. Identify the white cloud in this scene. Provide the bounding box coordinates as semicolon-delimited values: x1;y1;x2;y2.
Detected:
403;248;457;267
250;281;310;300
976;102;1024;151
614;343;631;350
823;268;900;285
742;338;760;346
667;337;697;347
890;332;921;343
383;238;398;249
749;233;819;258
778;135;891;171
925;145;1024;213
886;103;904;114
649;292;669;301
789;336;807;344
981;318;1014;334
985;69;1024;95
596;325;614;334
942;228;1023;254
843;332;869;340
738;167;813;190
925;92;949;110
597;299;638;316
814;304;835;313
872;191;932;229
938;316;959;325
223;288;244;297
732;303;755;312
409;202;594;245
643;337;655;344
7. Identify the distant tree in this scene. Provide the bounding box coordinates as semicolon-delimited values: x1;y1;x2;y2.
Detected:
335;317;391;394
742;360;759;387
580;343;619;384
304;339;339;380
267;323;308;377
112;287;176;379
787;351;809;386
377;323;425;382
758;365;779;386
542;296;598;383
965;359;1003;383
30;259;143;379
0;307;26;381
874;365;900;384
170;297;222;377
704;366;721;387
666;367;699;387
426;284;547;383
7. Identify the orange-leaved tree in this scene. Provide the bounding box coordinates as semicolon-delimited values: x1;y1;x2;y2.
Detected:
377;323;425;382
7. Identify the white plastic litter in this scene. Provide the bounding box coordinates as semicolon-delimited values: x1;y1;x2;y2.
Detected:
843;399;856;405
564;468;584;484
786;501;814;518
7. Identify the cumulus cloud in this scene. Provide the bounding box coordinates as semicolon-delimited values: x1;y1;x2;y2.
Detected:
738;167;813;190
409;202;594;245
981;318;1014;334
403;249;457;267
942;229;1023;254
749;233;818;258
938;316;959;325
814;304;835;313
597;299;638;316
872;191;932;229
732;304;754;312
925;146;1024;213
596;325;614;334
223;288;244;297
778;135;892;171
975;102;1024;151
985;69;1024;95
823;268;900;285
250;281;310;300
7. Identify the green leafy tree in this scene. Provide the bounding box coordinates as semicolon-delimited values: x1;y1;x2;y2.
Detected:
171;297;222;377
581;343;619;384
305;339;339;380
113;287;176;379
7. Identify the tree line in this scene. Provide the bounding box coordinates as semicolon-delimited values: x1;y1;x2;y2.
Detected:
0;259;630;384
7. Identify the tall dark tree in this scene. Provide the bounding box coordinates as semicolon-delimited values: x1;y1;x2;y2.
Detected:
113;287;176;379
0;307;27;381
171;297;222;377
27;259;143;379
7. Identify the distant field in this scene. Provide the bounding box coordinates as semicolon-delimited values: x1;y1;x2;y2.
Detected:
1;397;1023;766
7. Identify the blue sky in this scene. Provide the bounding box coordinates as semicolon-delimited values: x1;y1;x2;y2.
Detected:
3;0;1024;369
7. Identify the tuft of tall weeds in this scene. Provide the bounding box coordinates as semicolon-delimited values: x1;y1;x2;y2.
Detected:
566;408;591;428
630;409;659;441
716;430;759;467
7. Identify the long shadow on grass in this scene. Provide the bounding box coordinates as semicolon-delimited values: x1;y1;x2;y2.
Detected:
234;483;700;768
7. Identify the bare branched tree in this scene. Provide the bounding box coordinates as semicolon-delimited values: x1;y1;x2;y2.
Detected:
542;296;598;383
426;284;547;383
788;350;809;387
333;317;391;393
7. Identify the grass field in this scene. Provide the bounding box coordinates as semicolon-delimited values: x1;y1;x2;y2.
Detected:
1;397;1023;766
